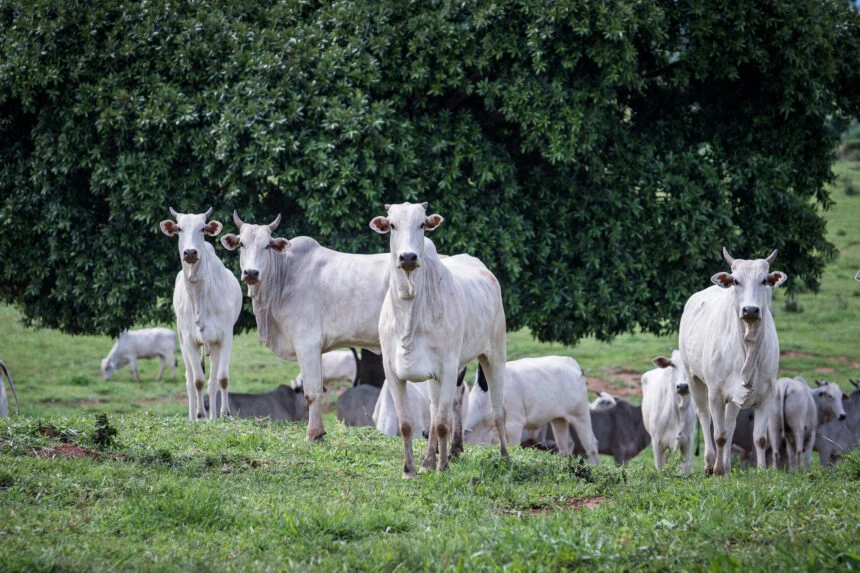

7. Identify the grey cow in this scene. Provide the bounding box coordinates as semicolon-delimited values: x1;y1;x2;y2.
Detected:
525;397;650;465
205;385;308;421
337;385;381;427
815;380;860;466
101;328;177;382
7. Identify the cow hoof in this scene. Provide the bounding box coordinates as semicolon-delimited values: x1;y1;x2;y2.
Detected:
705;466;714;476
307;431;327;443
449;447;464;460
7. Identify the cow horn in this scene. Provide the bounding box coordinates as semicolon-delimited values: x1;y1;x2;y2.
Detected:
722;247;735;267
169;206;179;219
815;380;825;387
851;379;860;390
203;206;213;219
765;249;778;265
233;210;244;229
421;201;428;210
268;213;281;231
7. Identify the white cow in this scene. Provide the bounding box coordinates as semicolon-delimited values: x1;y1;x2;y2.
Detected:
291;349;358;391
641;351;696;473
591;392;617;411
370;202;508;476
464;356;599;464
679;248;787;475
101;328;177;381
160;207;242;420
0;360;20;417
374;371;470;441
221;212;390;442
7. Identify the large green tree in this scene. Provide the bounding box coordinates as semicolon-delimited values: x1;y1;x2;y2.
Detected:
1;0;858;342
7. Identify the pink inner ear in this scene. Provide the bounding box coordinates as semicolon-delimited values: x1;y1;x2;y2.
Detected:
204;221;222;236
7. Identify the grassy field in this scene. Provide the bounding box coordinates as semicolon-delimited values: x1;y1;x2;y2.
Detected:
1;161;860;570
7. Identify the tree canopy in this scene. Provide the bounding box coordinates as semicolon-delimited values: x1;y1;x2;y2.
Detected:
1;0;858;343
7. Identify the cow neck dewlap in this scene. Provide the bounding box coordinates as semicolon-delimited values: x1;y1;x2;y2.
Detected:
249;249;291;347
390;258;444;351
738;317;765;389
182;251;212;330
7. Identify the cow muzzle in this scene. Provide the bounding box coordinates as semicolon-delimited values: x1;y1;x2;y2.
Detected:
839;413;847;421
676;383;690;396
242;269;260;285
182;249;199;264
398;252;420;271
741;306;761;323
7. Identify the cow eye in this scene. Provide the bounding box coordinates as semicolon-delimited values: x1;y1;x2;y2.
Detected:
265;244;270;249
419;222;425;229
239;241;244;247
734;280;741;287
177;227;182;233
761;279;768;286
390;223;397;230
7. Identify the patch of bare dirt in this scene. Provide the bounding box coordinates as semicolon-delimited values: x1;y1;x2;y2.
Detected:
814;367;837;374
37;425;59;438
137;393;187;405
504;496;609;516
586;374;642;398
32;443;129;461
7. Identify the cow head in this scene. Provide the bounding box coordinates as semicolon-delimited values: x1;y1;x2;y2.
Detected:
100;358;113;380
101;330;128;380
711;247;787;324
160;208;222;279
813;380;848;423
220;211;289;287
369;202;443;275
591;392;617;411
652;349;691;410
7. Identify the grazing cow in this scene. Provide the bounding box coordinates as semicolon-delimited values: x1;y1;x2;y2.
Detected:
205;385;308;421
370;202;508;476
465;356;599;464
374;370;470;445
221;212;391;442
679;248;787;475
160;207;242;420
337;385;381;427
291;349;360;391
570;397;650;464
0;360;20;417
815;380;860;466
591;392;617;412
641;351;696;473
101;328;177;381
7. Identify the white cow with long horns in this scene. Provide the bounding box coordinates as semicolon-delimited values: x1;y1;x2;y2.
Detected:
160;207;242;420
679;247;787;475
370;202;508;477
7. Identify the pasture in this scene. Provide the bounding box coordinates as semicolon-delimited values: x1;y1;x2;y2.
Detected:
1;161;860;570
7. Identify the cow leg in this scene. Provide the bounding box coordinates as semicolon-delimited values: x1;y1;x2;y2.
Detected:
752;402;772;470
171;353;177;381
296;347;326;441
386;371;416;479
803;430;815;471
478;355;509;459
709;392;732;476
565;413;598;464
691;376;715;473
422;379;441;472
550;419;573;457
128;357;139;382
767;412;782;470
434;368;459;472
214;335;233;418
179;336;206;420
156;356;166;382
449;383;465;459
653;443;667;469
206;344;222;419
679;431;694;474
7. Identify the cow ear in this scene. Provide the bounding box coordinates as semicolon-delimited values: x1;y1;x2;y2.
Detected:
203;220;223;236
269;238;290;253
843;393;850;401
369;216;391;234
160;220;179;236
711;272;734;288
221;234;241;251
767;271;787;287
652;356;673;369
424;214;444;231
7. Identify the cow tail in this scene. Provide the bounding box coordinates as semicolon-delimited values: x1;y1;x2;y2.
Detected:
350;347;361;387
456;368;466;387
0;360;20;416
477;364;488;392
695;418;701;457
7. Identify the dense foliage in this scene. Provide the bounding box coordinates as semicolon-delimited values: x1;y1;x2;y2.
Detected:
1;0;858;341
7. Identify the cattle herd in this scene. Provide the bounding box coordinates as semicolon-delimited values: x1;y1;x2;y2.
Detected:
1;201;858;477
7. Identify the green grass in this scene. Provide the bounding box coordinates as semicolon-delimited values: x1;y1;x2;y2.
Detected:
1;161;860;570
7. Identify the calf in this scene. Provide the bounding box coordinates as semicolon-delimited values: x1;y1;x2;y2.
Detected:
768;377;818;471
641;351;696;473
0;360;20;417
570;398;650;464
161;207;242;420
815;380;860;466
465;356;599;464
371;202;508;476
205;385;307;421
337;385;381;427
292;349;360;391
101;327;177;381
